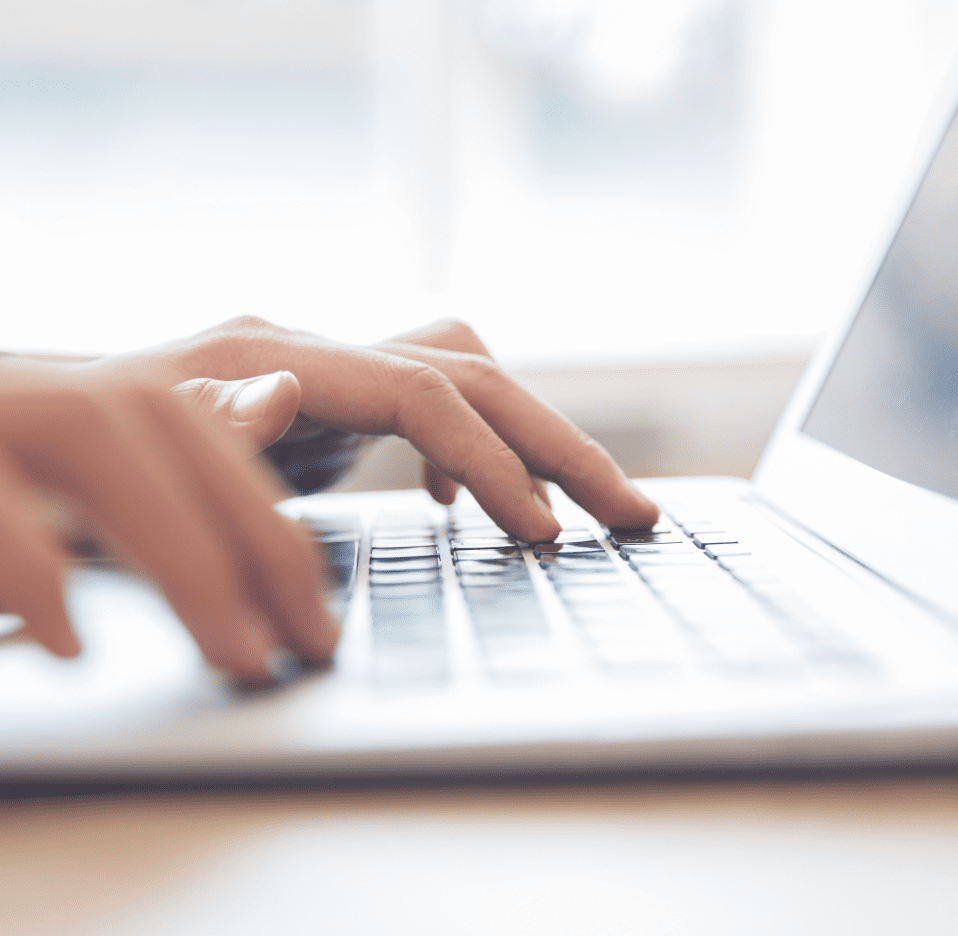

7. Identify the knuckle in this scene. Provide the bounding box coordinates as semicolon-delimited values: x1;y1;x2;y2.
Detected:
222;314;276;334
393;363;457;434
185;378;224;415
401;362;456;399
437;316;475;338
213;316;288;374
460;354;503;391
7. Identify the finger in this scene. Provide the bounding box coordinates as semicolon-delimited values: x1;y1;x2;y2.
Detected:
423;460;458;506
4;382;279;681
262;345;560;541
0;451;79;657
532;477;551;507
375;344;659;529
381;318;494;358
171;371;301;453
138;387;339;664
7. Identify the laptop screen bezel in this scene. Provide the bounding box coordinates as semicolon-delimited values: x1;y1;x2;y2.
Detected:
752;85;958;623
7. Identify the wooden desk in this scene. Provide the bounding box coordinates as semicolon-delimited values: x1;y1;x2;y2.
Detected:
2;774;957;935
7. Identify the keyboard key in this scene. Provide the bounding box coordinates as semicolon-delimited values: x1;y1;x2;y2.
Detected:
534;542;605;557
371;537;437;549
450;536;517;549
607;531;682;548
453;558;526;575
619;542;695;555
453;546;522;560
547;530;598;544
539;556;616;572
704;544;753;559
692;533;737;547
370;546;439;561
368;569;442;586
457;573;534;588
369;557;440;573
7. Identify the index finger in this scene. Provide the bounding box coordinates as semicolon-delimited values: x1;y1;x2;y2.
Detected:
240;344;561;542
376;342;659;530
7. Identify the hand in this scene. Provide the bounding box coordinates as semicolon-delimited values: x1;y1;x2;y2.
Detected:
0;359;336;683
100;316;659;541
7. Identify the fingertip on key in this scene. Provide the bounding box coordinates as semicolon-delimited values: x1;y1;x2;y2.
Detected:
529;491;562;542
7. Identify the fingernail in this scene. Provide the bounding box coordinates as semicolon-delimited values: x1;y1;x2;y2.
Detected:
532;491;561;538
230;372;288;423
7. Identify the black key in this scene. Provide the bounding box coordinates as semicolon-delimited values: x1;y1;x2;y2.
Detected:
371;536;437;549
540;557;616;573
548;533;603;546
607;531;682;548
450;536;517;549
457;573;533;588
619;543;695;556
369;546;439;561
454;559;527;575
368;569;442;586
453;546;522;560
369;557;440;573
692;533;737;547
448;523;509;535
534;542;604;556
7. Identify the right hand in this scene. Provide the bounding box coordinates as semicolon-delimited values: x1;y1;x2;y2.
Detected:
0;358;336;684
101;315;659;541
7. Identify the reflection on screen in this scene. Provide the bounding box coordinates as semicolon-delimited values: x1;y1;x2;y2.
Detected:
802;107;958;500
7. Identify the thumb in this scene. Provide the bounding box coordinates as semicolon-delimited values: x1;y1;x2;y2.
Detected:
171;371;302;452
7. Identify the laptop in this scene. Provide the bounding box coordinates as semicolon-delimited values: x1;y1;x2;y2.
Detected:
2;95;958;785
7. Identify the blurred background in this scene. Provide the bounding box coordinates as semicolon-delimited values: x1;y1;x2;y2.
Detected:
1;0;958;483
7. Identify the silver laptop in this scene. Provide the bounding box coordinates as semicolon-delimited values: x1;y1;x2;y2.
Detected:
3;97;958;785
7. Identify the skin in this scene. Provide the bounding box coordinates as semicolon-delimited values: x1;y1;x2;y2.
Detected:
0;358;333;686
102;315;659;540
0;316;657;683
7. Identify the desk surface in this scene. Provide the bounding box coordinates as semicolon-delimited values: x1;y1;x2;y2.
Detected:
2;773;958;936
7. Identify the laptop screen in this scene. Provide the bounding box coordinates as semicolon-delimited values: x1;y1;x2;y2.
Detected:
802;107;958;501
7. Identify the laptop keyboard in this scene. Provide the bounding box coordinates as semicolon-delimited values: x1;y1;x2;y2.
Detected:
308;500;870;688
